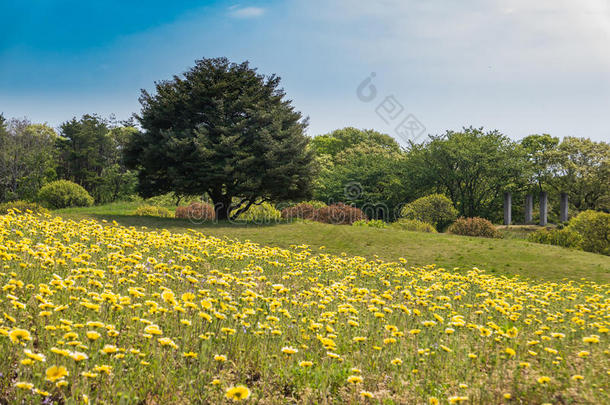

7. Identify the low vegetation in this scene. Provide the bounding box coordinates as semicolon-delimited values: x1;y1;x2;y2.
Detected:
448;217;501;239
52;203;610;283
37;180;94;209
1;212;607;404
134;205;173;218
391;219;437;233
528;210;609;255
400;194;458;231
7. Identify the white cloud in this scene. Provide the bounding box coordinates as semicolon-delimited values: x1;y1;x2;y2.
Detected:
228;6;265;19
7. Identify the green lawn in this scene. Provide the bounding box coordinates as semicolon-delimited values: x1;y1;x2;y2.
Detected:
53;203;610;283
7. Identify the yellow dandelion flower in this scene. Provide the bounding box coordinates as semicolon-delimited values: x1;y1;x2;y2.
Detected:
360;391;374;399
14;381;34;390
8;328;31;344
225;385;251;401
281;346;298;355
347;375;363;384
86;330;100;340
45;365;69;382
101;344;118;354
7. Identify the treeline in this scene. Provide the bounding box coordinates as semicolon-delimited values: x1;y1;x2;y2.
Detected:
312;127;609;223
0;114;137;204
1;112;607;224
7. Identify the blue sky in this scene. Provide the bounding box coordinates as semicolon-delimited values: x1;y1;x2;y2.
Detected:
1;0;609;142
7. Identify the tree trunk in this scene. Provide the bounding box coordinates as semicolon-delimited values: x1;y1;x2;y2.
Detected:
212;194;232;221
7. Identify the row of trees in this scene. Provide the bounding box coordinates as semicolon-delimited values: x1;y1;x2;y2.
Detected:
1;57;608;222
0;114;137;204
313;127;609;222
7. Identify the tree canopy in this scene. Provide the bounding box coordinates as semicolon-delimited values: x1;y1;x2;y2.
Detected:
405;127;528;220
309;127;401;158
0;118;57;202
125;57;315;220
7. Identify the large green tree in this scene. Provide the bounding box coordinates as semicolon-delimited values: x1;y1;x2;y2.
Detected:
550;137;609;212
520;134;560;192
310;127;402;158
407;127;529;221
125;57;315;220
310;128;408;220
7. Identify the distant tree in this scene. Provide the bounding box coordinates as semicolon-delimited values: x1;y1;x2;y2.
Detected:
550;137;609;212
125;57;315;220
310;127;401;158
407;127;528;221
312;143;407;220
520;134;560;192
57;115;137;203
57;114;113;193
0;117;57;202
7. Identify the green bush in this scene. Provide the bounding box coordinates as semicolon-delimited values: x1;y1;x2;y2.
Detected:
448;217;500;238
237;202;282;223
301;200;327;209
401;194;458;231
391;219;437;233
352;219;388;228
134;205;173;218
0;200;49;215
567;210;609;255
527;228;583;249
37;180;94;209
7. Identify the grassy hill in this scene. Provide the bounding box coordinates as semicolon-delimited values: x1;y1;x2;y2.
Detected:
55;203;610;283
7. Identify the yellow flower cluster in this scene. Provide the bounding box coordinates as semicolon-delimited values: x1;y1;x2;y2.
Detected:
0;212;608;403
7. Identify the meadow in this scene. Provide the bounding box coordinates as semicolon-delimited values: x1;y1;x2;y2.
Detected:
55;202;610;284
0;210;608;404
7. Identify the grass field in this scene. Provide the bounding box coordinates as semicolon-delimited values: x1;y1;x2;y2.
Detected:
1;211;608;404
55;203;610;283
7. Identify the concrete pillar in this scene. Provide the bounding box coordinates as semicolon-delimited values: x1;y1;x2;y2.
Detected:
524;194;533;224
539;192;548;226
560;192;568;222
503;192;512;225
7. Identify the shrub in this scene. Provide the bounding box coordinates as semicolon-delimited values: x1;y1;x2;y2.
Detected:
281;203;318;221
236;202;282;223
391;219;437;233
567;210;609;255
317;203;367;225
175;202;215;222
352;219;388;229
448;217;500;238
400;194;458;231
0;200;49;215
302;200;327;209
527;228;583;249
134;205;172;218
37;180;94;209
